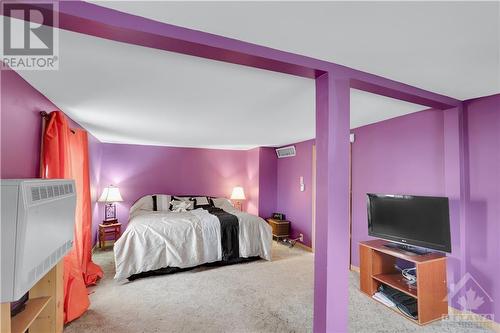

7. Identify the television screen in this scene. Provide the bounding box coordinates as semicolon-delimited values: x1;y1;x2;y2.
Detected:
367;194;451;253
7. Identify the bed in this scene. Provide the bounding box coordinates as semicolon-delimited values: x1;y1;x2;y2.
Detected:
113;195;272;280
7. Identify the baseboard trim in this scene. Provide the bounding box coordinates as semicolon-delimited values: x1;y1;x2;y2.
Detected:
350;265;360;273
294;242;313;252
448;306;500;332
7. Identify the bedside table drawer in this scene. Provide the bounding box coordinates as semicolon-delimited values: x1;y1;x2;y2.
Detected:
266;218;290;237
98;222;121;249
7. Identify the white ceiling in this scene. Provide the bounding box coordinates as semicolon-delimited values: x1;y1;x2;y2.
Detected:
10;0;498;149
15;28;315;149
12;21;427;149
350;89;425;129
95;1;500;101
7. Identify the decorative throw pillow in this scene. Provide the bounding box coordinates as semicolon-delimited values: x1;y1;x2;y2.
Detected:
170;199;194;212
211;197;234;211
173;196;191;201
192;196;212;209
172;196;195;210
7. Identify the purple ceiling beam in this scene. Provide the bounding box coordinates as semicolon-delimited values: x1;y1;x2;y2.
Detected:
350;79;457;110
15;1;460;109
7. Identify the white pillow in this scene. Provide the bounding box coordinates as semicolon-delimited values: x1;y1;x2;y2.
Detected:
129;195;155;220
156;194;171;211
170;200;193;212
192;196;210;207
212;197;234;211
130;196;153;213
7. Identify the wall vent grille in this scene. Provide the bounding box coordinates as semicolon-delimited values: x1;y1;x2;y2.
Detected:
31;187;41;201
275;145;296;158
30;183;73;202
26;240;73;286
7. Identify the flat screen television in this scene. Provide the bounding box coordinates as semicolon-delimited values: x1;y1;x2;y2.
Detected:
367;193;451;253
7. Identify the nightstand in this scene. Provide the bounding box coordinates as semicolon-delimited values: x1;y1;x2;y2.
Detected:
266;218;290;241
98;222;121;249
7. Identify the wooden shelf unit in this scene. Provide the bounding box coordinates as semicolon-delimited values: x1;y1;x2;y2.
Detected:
359;240;448;325
1;261;63;333
11;296;51;333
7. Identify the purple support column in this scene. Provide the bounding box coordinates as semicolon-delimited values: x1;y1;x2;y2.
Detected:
443;105;468;307
315;74;329;332
315;74;350;332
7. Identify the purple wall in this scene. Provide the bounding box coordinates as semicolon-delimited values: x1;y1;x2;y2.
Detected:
464;94;500;321
258;147;278;219
1;66;103;245
97;143;276;230
350;99;500;323
245;147;261;216
350;109;446;267
1;69;47;178
88;135;103;245
0;68;279;245
0;65;277;244
276;140;315;247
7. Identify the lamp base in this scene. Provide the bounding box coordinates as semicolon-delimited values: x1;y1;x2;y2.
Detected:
104;203;117;220
233;201;243;211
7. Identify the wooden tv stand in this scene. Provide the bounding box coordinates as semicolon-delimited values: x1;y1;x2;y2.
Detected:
359;240;448;325
0;261;63;333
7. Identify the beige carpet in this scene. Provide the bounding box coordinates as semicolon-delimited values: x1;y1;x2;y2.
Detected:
64;243;491;333
65;243;313;333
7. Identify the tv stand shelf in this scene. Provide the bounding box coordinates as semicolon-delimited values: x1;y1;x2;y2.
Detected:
372;273;418;298
0;262;63;333
359;240;448;325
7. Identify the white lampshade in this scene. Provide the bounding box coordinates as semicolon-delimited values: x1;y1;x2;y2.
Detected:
98;185;123;203
230;186;246;200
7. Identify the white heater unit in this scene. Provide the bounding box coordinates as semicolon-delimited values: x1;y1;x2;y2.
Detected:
276;145;296;158
1;179;76;302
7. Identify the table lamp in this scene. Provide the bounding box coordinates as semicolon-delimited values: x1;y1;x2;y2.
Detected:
98;185;123;223
230;186;245;211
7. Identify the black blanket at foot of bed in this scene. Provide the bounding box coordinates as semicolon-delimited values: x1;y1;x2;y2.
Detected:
128;256;260;281
205;206;239;261
128;206;250;281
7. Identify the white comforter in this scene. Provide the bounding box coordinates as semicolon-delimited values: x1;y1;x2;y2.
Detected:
114;208;272;280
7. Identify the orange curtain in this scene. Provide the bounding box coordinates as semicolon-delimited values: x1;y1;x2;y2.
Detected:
41;111;103;323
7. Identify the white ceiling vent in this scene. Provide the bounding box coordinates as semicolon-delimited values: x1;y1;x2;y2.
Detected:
276;145;296;158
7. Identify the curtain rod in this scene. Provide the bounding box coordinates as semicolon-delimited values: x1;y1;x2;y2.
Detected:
41;111;76;134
